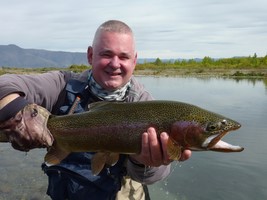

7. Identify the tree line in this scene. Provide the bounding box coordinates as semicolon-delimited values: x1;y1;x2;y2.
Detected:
136;53;267;70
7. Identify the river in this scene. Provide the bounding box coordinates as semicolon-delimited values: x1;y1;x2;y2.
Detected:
0;76;266;200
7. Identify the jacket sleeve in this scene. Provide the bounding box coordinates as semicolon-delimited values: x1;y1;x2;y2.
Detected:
126;76;171;184
126;161;171;185
0;71;71;111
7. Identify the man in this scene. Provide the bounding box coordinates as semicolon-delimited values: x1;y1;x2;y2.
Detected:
0;20;191;199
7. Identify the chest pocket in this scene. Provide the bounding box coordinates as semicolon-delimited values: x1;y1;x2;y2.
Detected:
59;79;90;115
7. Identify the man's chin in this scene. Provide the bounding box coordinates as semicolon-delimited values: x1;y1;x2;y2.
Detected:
103;81;123;91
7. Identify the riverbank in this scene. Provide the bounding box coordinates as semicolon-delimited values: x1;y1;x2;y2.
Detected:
1;66;267;79
134;68;267;78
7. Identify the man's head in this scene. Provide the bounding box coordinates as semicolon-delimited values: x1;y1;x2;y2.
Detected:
87;20;137;91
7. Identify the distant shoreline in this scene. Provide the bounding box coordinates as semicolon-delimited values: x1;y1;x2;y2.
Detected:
1;66;267;79
134;68;267;78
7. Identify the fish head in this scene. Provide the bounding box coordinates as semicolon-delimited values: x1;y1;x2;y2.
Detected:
169;116;243;154
200;117;243;152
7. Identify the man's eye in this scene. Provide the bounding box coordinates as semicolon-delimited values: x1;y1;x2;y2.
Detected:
120;56;129;60
99;51;112;57
119;54;131;60
101;53;111;58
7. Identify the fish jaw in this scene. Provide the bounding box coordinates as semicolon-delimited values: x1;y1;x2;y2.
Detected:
202;126;244;152
208;139;244;152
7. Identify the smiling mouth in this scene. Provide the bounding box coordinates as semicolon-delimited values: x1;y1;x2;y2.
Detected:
106;71;122;76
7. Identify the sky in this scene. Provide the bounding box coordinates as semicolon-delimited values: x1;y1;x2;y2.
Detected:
1;0;267;59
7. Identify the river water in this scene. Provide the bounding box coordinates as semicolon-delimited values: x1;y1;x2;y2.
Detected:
0;76;266;200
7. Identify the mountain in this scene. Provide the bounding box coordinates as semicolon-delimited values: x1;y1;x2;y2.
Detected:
0;44;203;68
0;44;88;68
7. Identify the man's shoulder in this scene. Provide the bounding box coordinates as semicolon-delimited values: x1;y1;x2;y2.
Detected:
127;76;153;102
61;69;90;83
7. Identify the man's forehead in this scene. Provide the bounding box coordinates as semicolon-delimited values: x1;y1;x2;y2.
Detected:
94;31;134;46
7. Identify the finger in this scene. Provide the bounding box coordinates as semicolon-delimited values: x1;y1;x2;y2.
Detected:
140;132;150;161
160;132;171;165
179;149;192;161
147;127;162;166
130;131;151;166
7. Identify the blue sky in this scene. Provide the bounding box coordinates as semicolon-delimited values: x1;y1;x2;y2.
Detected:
1;0;266;59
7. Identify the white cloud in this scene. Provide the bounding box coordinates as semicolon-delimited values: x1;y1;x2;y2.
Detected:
1;0;266;58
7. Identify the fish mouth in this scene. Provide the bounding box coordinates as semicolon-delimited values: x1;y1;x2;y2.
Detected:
202;125;244;152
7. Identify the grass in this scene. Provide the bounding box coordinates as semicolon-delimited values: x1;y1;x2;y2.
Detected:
1;62;267;79
133;66;267;78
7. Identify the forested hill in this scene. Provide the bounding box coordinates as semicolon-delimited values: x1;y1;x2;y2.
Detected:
0;44;88;68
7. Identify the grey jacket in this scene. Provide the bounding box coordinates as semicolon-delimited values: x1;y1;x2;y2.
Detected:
0;69;170;184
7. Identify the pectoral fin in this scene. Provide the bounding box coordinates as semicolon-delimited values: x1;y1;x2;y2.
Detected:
44;142;70;165
167;138;182;160
105;153;120;166
91;152;119;175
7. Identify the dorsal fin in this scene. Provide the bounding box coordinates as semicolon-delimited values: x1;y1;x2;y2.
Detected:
88;102;117;112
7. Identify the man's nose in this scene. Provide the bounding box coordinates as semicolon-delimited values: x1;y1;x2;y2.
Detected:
109;56;121;68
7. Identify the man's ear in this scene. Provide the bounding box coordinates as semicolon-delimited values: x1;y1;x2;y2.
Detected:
134;52;138;65
87;46;93;65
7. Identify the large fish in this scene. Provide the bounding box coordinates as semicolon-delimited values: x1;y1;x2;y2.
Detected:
0;101;244;175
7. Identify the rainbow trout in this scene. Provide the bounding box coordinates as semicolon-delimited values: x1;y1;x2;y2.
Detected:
0;101;244;175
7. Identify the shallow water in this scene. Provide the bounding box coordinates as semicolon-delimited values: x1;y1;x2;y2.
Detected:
0;77;266;199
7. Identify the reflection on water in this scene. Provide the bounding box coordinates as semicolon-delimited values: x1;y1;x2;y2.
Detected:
0;77;266;199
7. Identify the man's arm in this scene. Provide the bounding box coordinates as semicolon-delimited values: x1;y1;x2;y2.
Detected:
0;71;70;151
0;71;69;111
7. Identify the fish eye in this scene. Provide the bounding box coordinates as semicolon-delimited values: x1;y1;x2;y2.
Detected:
206;123;218;131
206;120;229;132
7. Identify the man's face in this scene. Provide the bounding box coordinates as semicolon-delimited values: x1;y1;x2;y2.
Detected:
88;31;137;91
